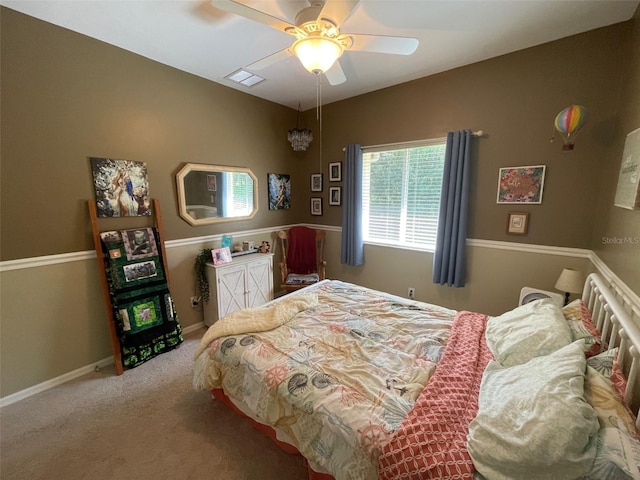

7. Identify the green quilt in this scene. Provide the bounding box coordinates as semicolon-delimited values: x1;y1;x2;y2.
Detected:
100;227;183;368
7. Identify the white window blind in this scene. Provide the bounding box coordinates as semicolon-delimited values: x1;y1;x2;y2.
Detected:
224;172;253;217
362;139;446;249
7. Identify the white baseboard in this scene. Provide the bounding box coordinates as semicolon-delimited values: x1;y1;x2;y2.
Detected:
0;321;205;408
0;355;114;408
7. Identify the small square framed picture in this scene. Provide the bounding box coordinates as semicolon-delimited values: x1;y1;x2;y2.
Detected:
329;162;342;182
507;212;529;235
211;246;232;265
311;173;323;192
311;197;323;216
207;174;217;192
329;186;341;206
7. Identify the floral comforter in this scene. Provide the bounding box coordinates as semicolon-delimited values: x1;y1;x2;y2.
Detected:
193;280;456;480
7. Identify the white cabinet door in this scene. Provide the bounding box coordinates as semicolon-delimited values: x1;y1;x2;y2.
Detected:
217;262;247;318
246;256;273;308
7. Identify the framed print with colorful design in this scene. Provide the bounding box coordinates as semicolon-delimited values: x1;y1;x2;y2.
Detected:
90;157;151;217
497;165;546;204
267;173;291;210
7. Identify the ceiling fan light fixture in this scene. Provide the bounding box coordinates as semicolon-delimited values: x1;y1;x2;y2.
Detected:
293;36;343;74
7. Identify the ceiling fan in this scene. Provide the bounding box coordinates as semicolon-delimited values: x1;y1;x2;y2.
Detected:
211;0;419;85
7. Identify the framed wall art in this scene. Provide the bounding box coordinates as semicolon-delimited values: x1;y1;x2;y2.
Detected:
311;197;323;216
329;186;341;206
207;174;217;192
614;127;640;210
311;173;323;192
267;173;291;210
497;165;546;204
90;157;151;217
329;162;342;182
506;212;529;235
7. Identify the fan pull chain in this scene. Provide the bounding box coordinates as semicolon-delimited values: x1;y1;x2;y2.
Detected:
316;74;322;172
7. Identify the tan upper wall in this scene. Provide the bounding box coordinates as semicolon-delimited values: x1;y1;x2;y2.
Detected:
308;23;629;252
0;7;310;261
591;13;640;294
299;18;639;293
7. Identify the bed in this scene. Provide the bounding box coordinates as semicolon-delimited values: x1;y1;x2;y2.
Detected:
193;274;640;480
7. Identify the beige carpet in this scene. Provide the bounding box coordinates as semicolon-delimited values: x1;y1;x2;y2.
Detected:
0;327;308;480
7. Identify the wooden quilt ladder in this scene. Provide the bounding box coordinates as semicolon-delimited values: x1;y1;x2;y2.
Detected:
88;198;171;375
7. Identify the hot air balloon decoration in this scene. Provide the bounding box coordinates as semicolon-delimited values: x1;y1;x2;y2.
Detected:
551;105;588;151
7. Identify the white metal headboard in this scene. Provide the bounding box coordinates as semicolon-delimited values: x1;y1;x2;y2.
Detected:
583;273;640;421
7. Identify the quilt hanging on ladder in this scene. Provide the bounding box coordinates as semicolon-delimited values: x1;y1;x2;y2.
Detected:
100;227;183;368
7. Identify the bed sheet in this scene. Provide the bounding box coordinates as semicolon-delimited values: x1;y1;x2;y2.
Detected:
193;280;456;480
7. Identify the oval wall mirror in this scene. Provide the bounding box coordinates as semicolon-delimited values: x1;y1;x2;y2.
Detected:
175;163;258;226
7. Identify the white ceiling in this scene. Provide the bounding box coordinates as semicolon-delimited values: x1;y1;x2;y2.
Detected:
2;0;638;110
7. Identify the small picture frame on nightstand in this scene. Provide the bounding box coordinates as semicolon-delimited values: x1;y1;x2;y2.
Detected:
211;247;232;265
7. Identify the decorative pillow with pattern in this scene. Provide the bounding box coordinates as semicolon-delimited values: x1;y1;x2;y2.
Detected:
588;348;629;400
563;299;603;357
583;365;640;479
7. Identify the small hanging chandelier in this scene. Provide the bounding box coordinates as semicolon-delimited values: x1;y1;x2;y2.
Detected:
288;103;313;151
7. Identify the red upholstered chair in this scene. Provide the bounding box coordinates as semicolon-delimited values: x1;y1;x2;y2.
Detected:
277;227;327;293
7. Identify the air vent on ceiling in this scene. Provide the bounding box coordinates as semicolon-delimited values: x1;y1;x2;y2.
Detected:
225;69;265;87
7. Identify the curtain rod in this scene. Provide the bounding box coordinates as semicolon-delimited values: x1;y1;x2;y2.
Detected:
342;130;486;152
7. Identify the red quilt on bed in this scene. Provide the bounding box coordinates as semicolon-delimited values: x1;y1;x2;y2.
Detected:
378;311;493;480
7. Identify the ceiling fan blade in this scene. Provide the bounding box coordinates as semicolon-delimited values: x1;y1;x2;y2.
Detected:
348;34;419;55
211;0;295;33
318;0;359;28
246;48;293;70
324;60;346;85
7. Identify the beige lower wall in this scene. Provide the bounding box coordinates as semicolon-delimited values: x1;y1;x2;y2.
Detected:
324;231;591;316
0;260;111;396
0;231;623;399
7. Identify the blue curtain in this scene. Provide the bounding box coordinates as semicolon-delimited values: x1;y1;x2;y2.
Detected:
341;144;364;266
432;130;472;287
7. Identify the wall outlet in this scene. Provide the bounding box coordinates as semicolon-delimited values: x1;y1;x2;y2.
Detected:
408;287;415;300
190;296;200;308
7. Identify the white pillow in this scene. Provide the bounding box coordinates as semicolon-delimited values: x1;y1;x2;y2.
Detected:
486;298;573;367
468;341;599;480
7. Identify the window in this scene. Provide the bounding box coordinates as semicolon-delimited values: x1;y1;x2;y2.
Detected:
362;139;446;250
224;172;253;217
